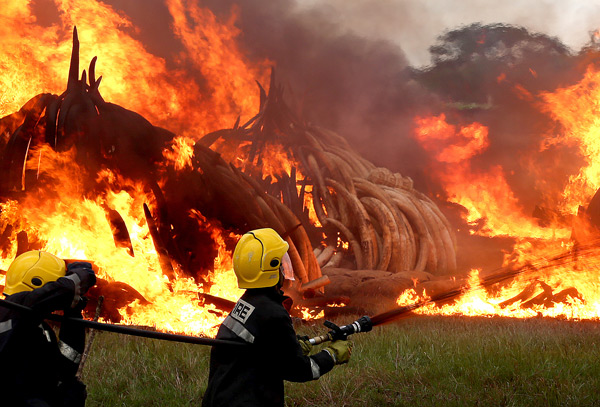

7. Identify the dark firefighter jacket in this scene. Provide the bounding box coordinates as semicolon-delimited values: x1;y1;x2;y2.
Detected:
0;272;89;406
202;287;336;407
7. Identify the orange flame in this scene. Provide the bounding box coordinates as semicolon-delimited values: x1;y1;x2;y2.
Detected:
0;0;266;134
410;65;600;320
399;254;600;320
0;0;274;336
414;114;567;239
0;144;245;335
541;66;600;214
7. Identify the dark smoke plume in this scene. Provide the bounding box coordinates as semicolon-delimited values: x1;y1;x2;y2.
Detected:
99;1;594;203
98;0;439;192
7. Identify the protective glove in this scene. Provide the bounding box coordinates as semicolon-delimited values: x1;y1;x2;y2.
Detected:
64;296;88;317
66;262;97;294
296;335;313;356
324;339;352;365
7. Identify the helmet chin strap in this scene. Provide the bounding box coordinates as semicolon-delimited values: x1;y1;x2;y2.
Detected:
276;269;285;290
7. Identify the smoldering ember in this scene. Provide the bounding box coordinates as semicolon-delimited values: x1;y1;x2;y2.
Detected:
3;5;600;338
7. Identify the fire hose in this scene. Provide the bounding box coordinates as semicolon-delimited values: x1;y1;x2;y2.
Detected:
1;239;588;349
0;293;376;349
0;265;554;351
0;295;375;349
304;264;530;345
305;242;587;345
0;298;245;347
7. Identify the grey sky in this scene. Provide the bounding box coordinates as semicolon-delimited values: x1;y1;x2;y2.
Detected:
295;0;600;66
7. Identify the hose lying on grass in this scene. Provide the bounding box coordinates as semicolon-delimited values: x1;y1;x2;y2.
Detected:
370;241;592;326
310;239;596;342
0;239;593;347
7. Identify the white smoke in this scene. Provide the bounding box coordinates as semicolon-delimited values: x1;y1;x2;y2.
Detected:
295;0;600;67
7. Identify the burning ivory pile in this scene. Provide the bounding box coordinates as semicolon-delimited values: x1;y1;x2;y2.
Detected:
300;129;457;275
0;28;457;320
204;70;458;314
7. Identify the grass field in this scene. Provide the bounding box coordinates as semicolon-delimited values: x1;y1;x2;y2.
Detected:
82;315;600;406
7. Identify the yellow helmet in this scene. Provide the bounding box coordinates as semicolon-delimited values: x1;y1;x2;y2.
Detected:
3;251;66;295
233;228;290;289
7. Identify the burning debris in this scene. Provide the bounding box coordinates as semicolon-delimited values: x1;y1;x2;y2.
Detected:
205;69;458;276
2;8;600;334
0;27;458;330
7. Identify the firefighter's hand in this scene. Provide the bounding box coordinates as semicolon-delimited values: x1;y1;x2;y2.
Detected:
65;296;88;317
77;295;88;311
66;262;97;294
324;339;352;365
297;335;312;356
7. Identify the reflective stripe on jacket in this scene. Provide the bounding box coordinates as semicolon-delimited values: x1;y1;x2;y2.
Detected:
202;287;335;407
0;275;86;404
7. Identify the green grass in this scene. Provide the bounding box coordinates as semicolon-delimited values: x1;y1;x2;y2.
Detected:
81;316;600;406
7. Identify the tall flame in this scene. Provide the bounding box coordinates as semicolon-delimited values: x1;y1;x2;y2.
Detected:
414;114;569;239
0;0;266;134
541;66;600;214
410;65;600;321
0;0;273;336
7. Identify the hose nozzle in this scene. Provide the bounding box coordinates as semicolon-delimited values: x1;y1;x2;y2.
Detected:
308;315;372;345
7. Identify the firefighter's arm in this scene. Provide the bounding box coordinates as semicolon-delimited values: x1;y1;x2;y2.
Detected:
56;262;95;379
57;299;87;379
18;262;96;314
267;312;335;382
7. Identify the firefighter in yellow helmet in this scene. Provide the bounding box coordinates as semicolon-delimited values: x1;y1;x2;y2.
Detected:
0;250;96;406
202;228;352;407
